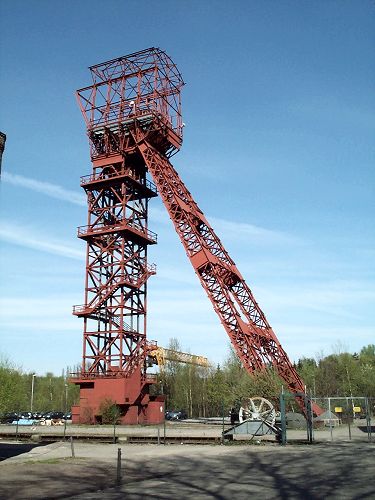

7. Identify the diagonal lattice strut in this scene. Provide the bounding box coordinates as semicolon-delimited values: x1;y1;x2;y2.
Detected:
136;138;321;414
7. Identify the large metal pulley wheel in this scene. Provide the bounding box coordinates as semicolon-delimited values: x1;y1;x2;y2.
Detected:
239;396;276;426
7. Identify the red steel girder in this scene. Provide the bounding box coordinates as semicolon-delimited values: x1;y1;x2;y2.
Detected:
74;48;322;418
73;151;157;381
134;138;322;414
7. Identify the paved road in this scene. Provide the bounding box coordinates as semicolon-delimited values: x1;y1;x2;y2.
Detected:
0;441;374;499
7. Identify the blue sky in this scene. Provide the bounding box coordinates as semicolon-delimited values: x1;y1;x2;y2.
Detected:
0;0;374;375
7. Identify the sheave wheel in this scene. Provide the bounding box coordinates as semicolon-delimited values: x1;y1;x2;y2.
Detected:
239;396;276;426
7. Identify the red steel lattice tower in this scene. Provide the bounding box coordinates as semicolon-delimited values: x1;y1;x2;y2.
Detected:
73;48;321;422
72;48;183;424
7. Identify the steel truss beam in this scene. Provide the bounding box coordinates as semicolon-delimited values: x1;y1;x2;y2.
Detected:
73;153;157;382
134;138;321;414
73;47;322;420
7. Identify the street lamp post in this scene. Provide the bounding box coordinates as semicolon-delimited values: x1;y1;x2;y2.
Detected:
64;383;69;440
30;374;36;413
65;383;68;413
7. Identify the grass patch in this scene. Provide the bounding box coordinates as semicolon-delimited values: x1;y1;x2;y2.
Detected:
28;457;85;465
222;439;270;446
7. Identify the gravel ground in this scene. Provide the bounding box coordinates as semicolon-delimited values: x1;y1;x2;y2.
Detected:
1;440;374;499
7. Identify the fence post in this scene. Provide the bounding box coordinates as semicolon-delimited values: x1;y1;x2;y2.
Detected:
70;436;75;458
279;389;287;445
328;398;333;441
163;412;166;445
222;400;225;436
164;394;167;445
345;398;352;441
306;393;313;444
116;448;122;486
365;397;372;443
347;417;352;440
365;398;371;443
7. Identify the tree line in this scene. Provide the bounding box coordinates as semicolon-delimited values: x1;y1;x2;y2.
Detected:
1;342;374;417
157;340;375;417
0;356;79;415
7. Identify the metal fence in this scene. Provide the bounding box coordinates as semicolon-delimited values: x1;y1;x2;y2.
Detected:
280;394;374;444
311;396;374;443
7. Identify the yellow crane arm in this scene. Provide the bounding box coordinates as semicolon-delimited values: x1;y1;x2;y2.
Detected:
149;347;210;369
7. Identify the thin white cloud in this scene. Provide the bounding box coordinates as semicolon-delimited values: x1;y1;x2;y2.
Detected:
0;296;79;332
209;216;300;245
275;323;375;362
2;171;86;206
0;296;76;317
3;172;297;246
256;280;375;321
0;221;84;260
153;263;197;286
151;206;299;245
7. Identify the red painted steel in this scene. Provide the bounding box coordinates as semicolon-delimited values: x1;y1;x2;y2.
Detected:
72;47;184;423
136;140;322;416
0;131;6;177
73;47;322;421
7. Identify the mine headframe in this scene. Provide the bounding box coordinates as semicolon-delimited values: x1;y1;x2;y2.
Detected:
73;47;323;423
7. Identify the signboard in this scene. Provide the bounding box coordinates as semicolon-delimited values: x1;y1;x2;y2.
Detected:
334;407;343;413
353;406;361;413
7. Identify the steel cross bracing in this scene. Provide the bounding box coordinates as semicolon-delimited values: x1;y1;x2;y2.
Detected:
72;49;186;427
74;48;322;419
134;139;310;397
73;156;158;381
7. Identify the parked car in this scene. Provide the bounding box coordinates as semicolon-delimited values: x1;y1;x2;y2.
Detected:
52;411;65;419
42;411;65;420
20;412;32;420
32;412;44;420
165;410;187;420
0;412;19;424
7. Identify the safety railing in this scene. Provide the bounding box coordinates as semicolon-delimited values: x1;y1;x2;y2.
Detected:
72;304;92;315
80;170;157;195
77;220;157;243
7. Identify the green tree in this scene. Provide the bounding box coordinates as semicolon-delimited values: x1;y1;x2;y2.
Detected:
206;365;231;416
0;354;80;415
0;356;28;413
98;398;121;424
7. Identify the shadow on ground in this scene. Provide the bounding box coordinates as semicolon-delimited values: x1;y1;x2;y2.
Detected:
358;425;375;433
121;443;375;500
0;442;47;461
0;442;374;499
